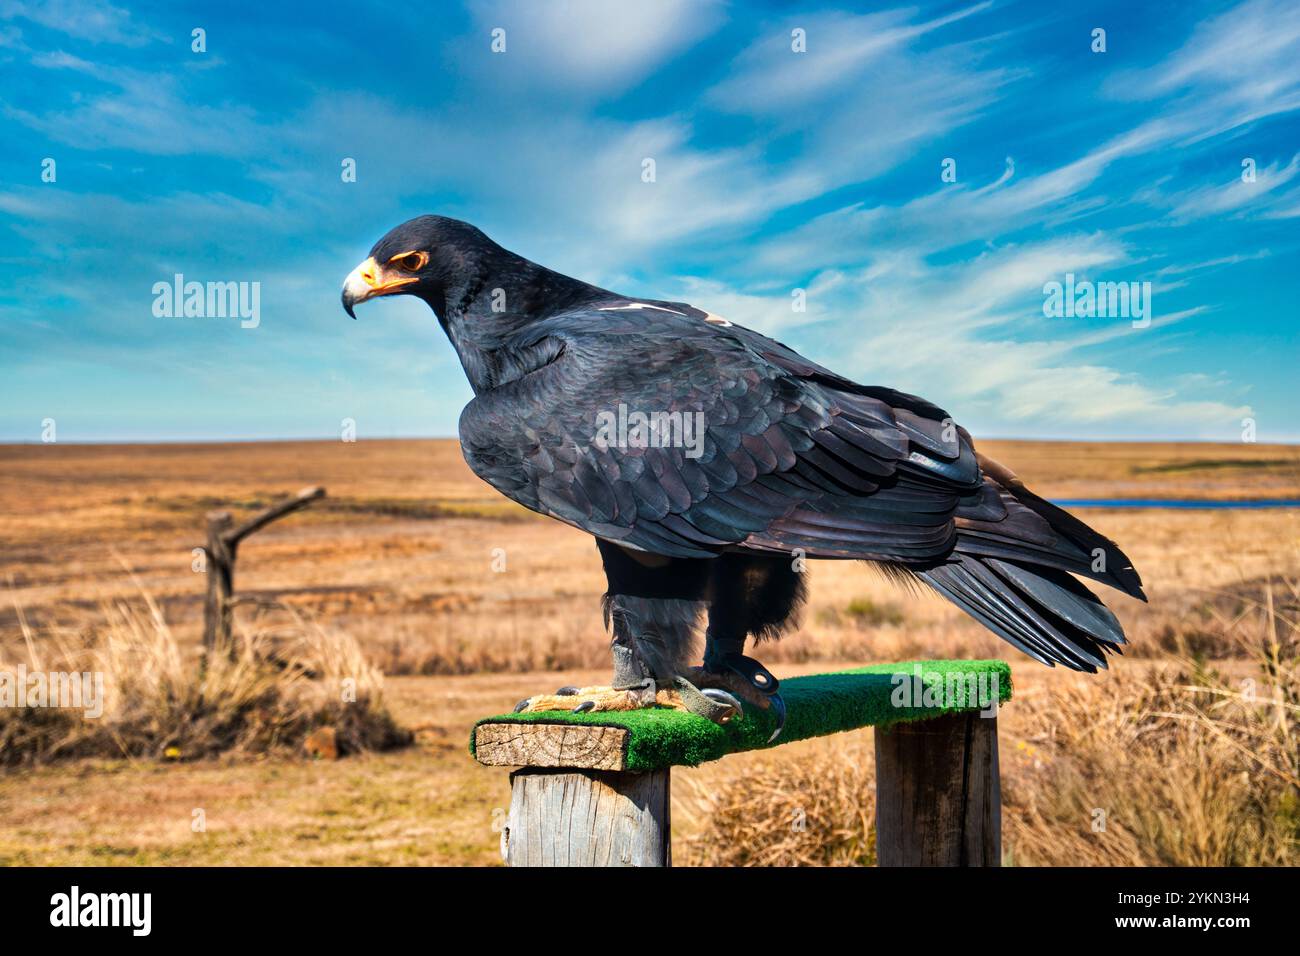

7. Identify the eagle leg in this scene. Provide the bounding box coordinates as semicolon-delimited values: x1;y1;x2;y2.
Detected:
698;553;799;742
509;542;715;718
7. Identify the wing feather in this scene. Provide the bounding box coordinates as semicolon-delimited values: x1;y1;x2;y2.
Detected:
461;305;989;564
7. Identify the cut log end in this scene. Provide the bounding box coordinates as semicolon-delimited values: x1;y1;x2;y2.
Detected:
474;722;629;771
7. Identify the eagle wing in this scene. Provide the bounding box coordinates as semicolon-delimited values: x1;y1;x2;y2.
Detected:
458;303;987;563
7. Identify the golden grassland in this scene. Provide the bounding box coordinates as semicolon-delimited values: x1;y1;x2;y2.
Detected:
0;437;1298;865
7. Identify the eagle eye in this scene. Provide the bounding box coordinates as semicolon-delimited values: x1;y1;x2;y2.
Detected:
390;251;428;272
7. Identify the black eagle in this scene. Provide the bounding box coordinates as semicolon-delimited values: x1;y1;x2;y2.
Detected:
343;216;1145;739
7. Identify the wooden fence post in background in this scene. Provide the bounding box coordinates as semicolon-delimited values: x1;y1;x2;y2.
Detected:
201;485;325;654
202;510;235;654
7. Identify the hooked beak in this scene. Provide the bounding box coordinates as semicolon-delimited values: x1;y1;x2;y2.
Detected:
341;256;418;319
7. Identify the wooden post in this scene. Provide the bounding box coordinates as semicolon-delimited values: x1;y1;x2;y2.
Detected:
874;711;1001;866
200;486;325;654
202;510;235;653
502;768;671;867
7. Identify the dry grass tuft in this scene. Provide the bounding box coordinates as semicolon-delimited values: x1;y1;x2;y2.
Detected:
681;737;877;867
1;585;411;766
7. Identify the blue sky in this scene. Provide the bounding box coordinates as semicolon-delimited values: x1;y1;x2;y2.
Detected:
1;0;1297;443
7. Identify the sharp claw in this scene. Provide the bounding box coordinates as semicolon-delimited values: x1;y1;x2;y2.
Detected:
513;698;530;713
572;701;596;714
701;687;744;724
555;686;580;696
765;693;786;744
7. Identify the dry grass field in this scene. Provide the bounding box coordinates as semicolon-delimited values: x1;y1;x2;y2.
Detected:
1;438;1297;865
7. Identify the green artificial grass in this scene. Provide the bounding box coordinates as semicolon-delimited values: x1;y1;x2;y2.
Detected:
471;659;1011;772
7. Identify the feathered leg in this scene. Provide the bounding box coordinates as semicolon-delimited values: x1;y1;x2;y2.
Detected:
513;541;731;717
597;539;710;684
691;553;807;740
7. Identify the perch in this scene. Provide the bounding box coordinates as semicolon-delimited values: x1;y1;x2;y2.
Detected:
471;659;1010;867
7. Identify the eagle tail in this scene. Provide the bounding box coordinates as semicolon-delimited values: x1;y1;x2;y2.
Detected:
914;455;1145;672
919;552;1128;671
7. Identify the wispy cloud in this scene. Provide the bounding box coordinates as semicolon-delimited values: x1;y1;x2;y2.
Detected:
710;5;1017;190
1112;0;1300;138
465;0;724;93
1165;154;1300;222
0;0;166;46
6;54;260;155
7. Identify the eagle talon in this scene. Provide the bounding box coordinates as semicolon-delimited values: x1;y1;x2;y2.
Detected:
555;686;580;696
513;698;530;713
765;693;787;744
700;687;744;724
572;701;596;714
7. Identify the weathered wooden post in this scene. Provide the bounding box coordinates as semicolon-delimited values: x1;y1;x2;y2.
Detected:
202;510;236;653
200;485;325;654
874;710;1001;866
502;768;671;867
473;660;1009;867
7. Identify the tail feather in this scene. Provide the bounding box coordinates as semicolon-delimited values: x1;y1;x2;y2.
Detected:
974;453;1146;600
922;559;1074;667
911;453;1141;673
985;557;1123;645
920;553;1124;672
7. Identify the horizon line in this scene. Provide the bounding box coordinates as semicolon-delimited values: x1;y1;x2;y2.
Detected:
2;435;1297;448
